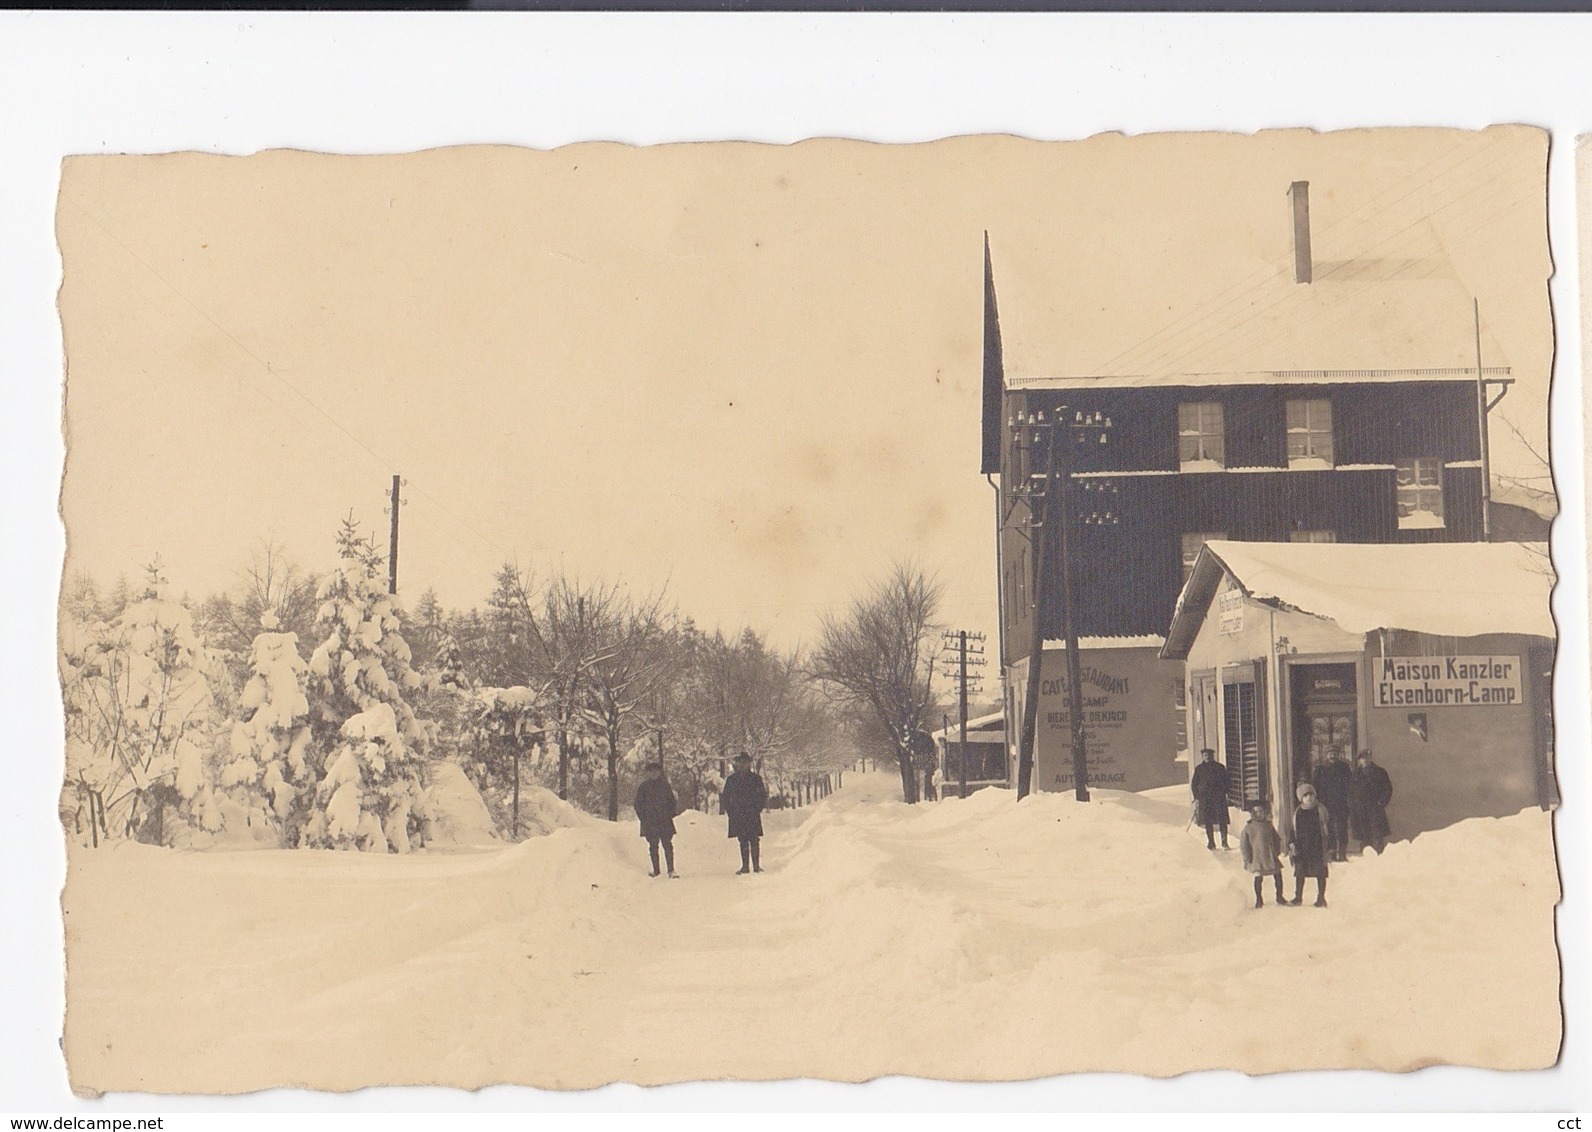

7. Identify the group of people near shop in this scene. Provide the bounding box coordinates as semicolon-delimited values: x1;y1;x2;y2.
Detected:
1190;747;1394;909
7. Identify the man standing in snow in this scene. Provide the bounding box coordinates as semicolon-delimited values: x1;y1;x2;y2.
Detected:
1313;749;1354;862
1239;803;1286;908
721;751;768;875
633;761;678;878
1350;749;1393;854
1190;748;1231;850
1288;782;1331;907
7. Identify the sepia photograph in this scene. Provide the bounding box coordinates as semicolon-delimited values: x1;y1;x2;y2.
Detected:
52;124;1563;1095
7;12;1592;1120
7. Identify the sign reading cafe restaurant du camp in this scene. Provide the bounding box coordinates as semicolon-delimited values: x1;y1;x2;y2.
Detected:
1373;655;1523;708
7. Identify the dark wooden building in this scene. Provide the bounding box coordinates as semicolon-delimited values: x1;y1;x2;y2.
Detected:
994;376;1492;649
980;182;1515;794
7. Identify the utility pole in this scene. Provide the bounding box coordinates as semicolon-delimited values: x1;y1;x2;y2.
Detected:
940;629;987;798
1013;411;1059;801
1008;405;1113;802
1055;465;1091;804
387;474;403;595
1474;299;1493;541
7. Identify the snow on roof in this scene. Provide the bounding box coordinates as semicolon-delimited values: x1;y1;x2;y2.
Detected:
1044;635;1166;651
930;711;1005;742
1161;540;1554;659
1006;271;1513;391
1011;367;1508;391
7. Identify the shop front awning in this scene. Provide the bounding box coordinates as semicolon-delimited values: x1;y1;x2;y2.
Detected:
1161;540;1554;660
930;711;1006;744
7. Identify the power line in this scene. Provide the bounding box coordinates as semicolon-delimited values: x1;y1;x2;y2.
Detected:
1160;178;1527;382
60;193;515;569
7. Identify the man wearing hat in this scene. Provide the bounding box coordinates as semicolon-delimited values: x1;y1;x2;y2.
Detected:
1190;748;1231;850
721;751;769;875
633;761;679;878
1350;749;1393;854
1312;748;1354;862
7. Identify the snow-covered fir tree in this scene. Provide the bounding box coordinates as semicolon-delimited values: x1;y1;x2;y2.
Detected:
432;632;467;691
301;519;436;853
218;611;312;843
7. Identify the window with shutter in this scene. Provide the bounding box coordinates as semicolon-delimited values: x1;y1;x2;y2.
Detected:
1221;664;1270;808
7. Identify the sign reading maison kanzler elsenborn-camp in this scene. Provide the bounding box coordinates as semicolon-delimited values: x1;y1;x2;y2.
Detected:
1373;655;1524;708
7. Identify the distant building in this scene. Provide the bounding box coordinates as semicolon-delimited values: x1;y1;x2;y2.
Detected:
1159;540;1555;840
929;710;1007;794
983;182;1519;794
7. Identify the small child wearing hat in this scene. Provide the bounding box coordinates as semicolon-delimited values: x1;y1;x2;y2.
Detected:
1238;802;1286;908
1288;782;1331;907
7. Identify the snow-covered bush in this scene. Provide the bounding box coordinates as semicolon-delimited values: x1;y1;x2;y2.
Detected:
462;685;547;837
60;563;222;846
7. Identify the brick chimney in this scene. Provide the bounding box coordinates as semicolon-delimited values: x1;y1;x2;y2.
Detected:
1290;181;1312;284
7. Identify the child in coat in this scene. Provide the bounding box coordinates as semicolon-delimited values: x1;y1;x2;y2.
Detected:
1289;782;1331;907
1238;803;1286;908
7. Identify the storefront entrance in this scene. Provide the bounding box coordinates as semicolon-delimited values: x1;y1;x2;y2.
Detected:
1290;662;1358;782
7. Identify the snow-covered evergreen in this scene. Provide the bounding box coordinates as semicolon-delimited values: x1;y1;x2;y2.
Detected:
301;520;436;853
218;611;312;844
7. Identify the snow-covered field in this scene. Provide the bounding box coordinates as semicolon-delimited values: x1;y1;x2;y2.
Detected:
62;770;1561;1094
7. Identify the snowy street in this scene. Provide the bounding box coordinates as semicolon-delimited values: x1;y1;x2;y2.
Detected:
64;770;1561;1094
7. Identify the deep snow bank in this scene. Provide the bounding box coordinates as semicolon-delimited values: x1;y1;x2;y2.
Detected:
62;771;1560;1093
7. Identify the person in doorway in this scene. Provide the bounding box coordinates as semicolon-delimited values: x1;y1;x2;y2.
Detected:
1190;748;1231;849
1288;782;1331;907
1313;748;1354;862
633;761;678;878
1350;749;1394;854
1239;803;1286;908
721;751;769;875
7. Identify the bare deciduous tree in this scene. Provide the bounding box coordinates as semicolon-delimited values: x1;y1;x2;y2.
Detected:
196;541;320;668
579;584;674;821
808;563;943;803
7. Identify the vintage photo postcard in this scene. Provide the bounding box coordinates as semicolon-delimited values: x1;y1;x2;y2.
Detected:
55;127;1560;1095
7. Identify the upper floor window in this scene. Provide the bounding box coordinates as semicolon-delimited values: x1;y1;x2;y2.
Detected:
1178;402;1225;470
1181;531;1227;582
1395;458;1445;529
1289;530;1337;544
1286;399;1334;468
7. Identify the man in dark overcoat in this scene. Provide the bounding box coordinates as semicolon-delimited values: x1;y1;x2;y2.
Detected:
1190;748;1231;850
633;761;679;878
721;751;769;875
1350;749;1393;854
1313;749;1354;862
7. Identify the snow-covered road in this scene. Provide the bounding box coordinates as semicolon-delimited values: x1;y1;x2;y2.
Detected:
63;770;1561;1094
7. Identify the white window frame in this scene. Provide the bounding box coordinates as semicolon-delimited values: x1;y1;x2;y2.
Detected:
1286;398;1334;468
1288;530;1337;544
1395;458;1446;530
1178;402;1225;471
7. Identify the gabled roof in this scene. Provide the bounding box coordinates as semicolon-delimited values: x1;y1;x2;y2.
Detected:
1005;243;1511;391
1160;540;1554;660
